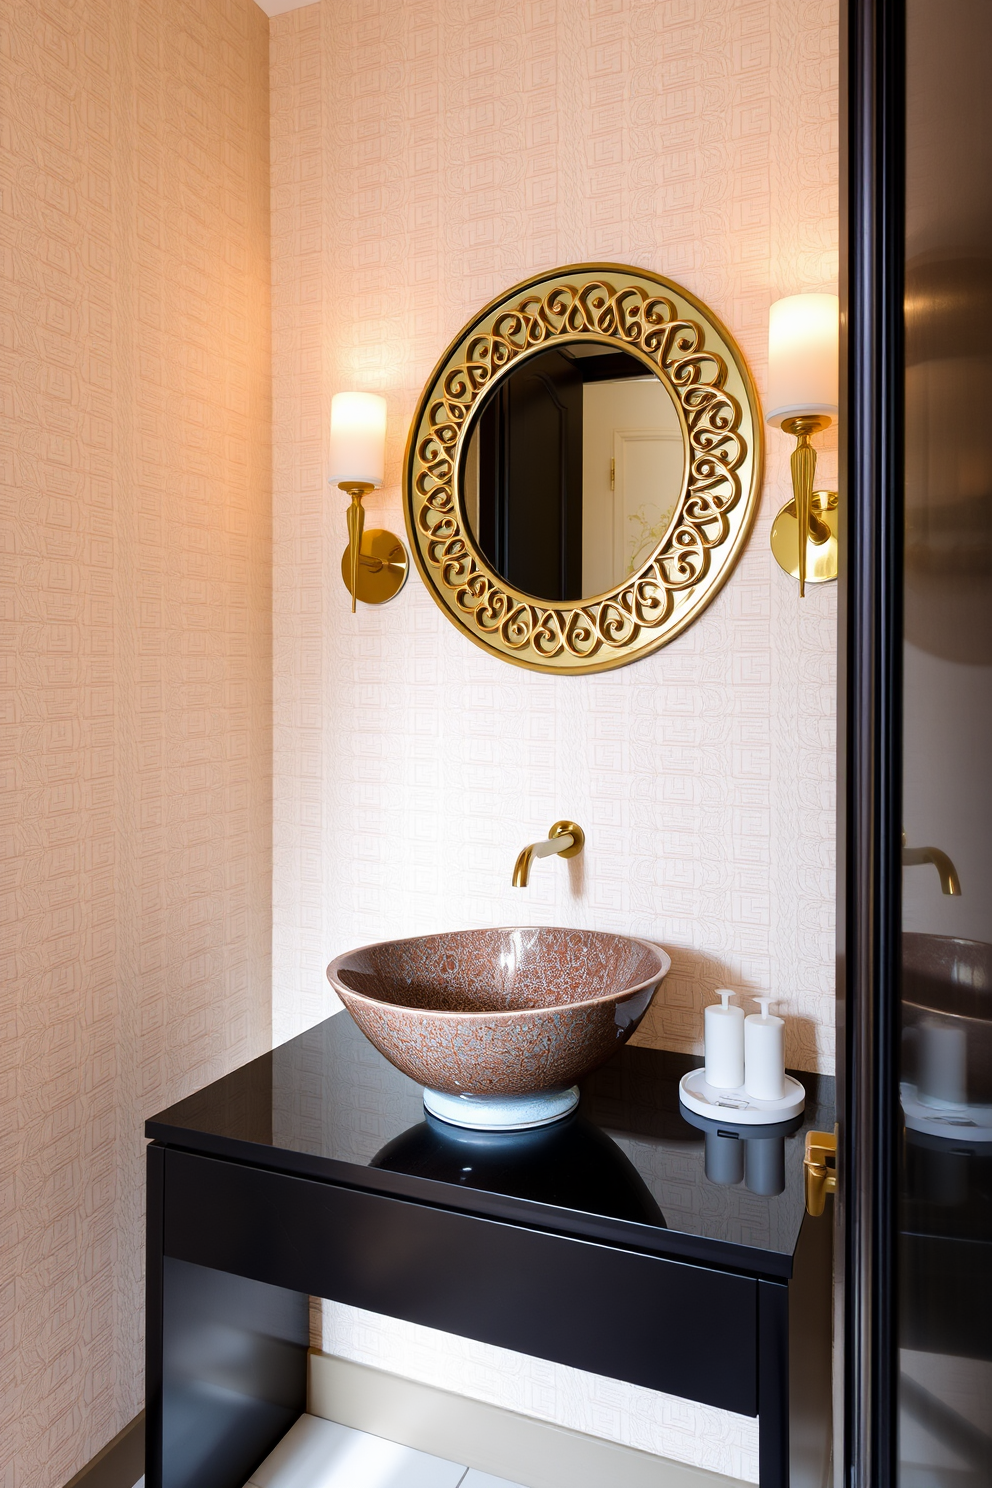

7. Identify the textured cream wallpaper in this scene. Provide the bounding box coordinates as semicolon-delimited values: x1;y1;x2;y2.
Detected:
0;0;271;1482
270;0;837;1476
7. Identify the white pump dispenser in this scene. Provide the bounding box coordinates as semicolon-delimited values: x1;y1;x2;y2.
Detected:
744;996;786;1101
704;989;745;1089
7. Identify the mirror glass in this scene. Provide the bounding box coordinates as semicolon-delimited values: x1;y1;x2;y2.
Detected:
461;341;685;602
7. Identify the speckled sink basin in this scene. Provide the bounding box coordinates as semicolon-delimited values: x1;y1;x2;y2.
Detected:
326;927;671;1130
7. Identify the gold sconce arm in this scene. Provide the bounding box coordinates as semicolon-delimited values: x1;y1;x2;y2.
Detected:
804;1128;837;1217
335;481;409;612
339;481;373;615
776;416;835;598
512;820;585;888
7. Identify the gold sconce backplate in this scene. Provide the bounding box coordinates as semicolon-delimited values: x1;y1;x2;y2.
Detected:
770;490;839;587
403;263;763;674
340;528;409;606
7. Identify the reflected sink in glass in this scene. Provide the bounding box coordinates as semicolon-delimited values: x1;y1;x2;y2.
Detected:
902;933;992;1122
326;926;671;1131
371;1113;666;1225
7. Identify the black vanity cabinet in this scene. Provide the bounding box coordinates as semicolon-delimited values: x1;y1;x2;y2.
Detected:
145;1017;833;1488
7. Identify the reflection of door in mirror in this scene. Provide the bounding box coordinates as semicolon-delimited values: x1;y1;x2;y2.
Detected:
463;343;683;604
580;377;683;594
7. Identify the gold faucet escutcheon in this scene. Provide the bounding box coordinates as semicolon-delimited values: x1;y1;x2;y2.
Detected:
513;821;585;888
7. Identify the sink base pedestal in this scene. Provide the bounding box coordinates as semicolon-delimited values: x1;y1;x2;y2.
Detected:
424;1086;579;1130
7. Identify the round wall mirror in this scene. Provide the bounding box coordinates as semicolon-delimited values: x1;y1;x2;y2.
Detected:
405;265;762;673
461;339;685;603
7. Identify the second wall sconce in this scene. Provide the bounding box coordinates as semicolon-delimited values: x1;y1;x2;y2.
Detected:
766;294;840;597
329;391;408;612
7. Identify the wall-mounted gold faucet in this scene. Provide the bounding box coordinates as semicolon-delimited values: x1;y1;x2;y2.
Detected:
902;833;962;896
512;821;585;888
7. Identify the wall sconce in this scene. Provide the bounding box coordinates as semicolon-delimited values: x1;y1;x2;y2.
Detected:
329;391;408;612
766;294;840;596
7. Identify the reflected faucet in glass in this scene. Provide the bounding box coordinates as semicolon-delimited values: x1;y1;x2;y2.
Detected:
902;833;962;896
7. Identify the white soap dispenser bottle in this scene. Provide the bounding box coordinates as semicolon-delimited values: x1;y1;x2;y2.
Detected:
744;996;786;1101
704;990;745;1090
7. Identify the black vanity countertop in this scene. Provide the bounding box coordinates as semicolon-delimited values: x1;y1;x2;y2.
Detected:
146;1013;834;1280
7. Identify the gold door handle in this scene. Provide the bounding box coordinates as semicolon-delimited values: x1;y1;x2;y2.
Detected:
804;1128;838;1217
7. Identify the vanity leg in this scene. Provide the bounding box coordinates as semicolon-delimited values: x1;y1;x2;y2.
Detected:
758;1278;789;1488
147;1143;166;1488
788;1211;833;1488
146;1145;310;1488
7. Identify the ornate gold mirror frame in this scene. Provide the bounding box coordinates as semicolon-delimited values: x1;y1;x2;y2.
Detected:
404;264;762;673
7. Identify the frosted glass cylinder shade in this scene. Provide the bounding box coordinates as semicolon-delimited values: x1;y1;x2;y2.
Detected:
329;392;386;486
766;293;839;428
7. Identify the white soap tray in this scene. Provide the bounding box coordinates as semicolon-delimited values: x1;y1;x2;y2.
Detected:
900;1082;992;1143
679;1068;806;1125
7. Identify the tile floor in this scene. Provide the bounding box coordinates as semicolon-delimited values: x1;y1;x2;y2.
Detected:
131;1414;529;1488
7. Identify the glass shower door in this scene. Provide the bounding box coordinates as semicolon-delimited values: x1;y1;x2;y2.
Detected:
900;3;992;1481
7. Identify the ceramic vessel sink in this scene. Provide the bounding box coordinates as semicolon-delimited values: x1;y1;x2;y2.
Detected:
326;926;670;1130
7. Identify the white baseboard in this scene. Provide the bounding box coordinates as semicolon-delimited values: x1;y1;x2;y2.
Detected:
308;1351;752;1488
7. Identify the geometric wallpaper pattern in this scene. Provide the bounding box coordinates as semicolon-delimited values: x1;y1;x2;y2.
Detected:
0;0;837;1476
270;0;837;1476
271;0;840;1070
0;0;271;1481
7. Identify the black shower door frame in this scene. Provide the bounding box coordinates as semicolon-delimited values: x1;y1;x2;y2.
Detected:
839;0;905;1485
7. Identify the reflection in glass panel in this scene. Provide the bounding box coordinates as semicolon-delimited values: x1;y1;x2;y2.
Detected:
462;342;683;603
371;1112;666;1225
902;4;992;1481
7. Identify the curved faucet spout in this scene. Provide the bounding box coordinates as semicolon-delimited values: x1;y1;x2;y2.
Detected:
513;835;574;888
512;820;585;887
902;835;962;896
